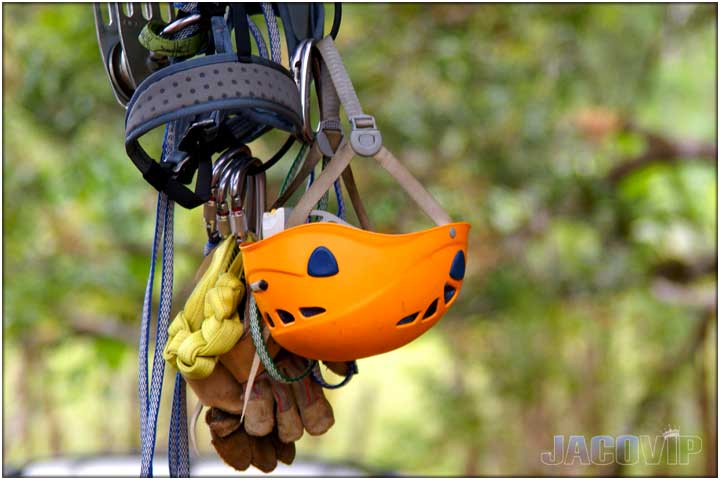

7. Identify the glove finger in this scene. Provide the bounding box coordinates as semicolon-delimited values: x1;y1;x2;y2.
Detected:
270;428;296;465
268;379;304;443
205;407;241;438
250;433;278;473
206;409;252;471
244;379;275;437
283;356;335;436
187;363;244;414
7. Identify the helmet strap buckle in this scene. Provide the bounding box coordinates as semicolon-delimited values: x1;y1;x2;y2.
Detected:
349;114;382;157
316;119;344;157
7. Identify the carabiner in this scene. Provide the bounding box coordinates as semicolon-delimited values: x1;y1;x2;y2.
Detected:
161;13;202;35
291;39;316;143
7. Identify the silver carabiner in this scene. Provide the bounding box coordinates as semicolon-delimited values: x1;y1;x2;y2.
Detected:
161;13;201;35
205;145;250;240
216;156;247;239
229;160;254;240
291;39;316;143
246;160;267;241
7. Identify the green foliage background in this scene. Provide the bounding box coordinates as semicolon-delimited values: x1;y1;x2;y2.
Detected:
3;3;717;476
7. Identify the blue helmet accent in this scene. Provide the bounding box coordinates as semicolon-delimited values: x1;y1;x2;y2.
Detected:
449;250;466;280
307;246;339;277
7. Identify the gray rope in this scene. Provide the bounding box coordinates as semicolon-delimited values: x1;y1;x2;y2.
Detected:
261;3;282;64
247;17;269;59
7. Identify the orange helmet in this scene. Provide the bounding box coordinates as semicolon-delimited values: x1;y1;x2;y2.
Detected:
241;36;470;362
241;221;468;361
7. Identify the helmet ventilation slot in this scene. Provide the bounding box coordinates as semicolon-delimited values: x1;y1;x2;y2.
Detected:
396;312;419;326
276;309;295;324
443;283;457;304
300;307;327;317
422;298;439;319
264;312;275;328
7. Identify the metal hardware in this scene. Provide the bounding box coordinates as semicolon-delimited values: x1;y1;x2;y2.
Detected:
349;114;382;157
291;39;316;143
93;3;175;107
161;13;201;35
316;119;344;157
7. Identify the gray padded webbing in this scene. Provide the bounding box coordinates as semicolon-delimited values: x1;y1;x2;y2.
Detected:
127;61;301;134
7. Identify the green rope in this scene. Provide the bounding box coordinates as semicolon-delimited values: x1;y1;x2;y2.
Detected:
248;294;315;383
138;21;207;58
279;143;309;198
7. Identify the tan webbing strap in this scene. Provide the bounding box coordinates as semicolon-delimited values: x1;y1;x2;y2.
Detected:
286;141;356;227
317;56;341;122
374;147;452;226
341;167;372;230
315;37;363;119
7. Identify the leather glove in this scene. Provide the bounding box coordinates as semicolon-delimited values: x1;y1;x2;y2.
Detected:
196;345;339;472
164;239;350;472
206;407;295;473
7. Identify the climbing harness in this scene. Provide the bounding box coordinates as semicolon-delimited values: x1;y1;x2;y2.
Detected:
95;2;466;476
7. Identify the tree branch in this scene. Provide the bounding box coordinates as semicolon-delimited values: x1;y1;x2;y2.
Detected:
607;123;717;183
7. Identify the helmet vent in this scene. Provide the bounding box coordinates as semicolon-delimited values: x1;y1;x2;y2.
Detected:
300;307;326;317
264;312;275;328
422;298;439;319
396;312;419;326
443;283;457;304
276;309;295;324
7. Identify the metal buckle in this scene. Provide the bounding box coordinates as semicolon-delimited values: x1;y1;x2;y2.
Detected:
349;114;382;157
161;13;201;35
316;119;344;157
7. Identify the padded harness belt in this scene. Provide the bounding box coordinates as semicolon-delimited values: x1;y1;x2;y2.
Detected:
125;53;303;209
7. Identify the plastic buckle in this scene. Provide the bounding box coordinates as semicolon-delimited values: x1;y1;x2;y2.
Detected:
315;119;344;157
349;115;382;157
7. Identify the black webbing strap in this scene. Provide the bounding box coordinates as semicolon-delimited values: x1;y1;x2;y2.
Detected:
126;139;213;209
230;4;252;59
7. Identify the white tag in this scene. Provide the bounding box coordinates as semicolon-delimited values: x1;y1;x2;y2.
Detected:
262;207;293;238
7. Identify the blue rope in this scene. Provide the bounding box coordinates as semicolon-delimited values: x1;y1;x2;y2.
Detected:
139;121;187;477
168;373;189;477
139;191;174;477
247;17;269;59
311;360;357;389
334;179;345;220
261;3;282;64
138;194;163;463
